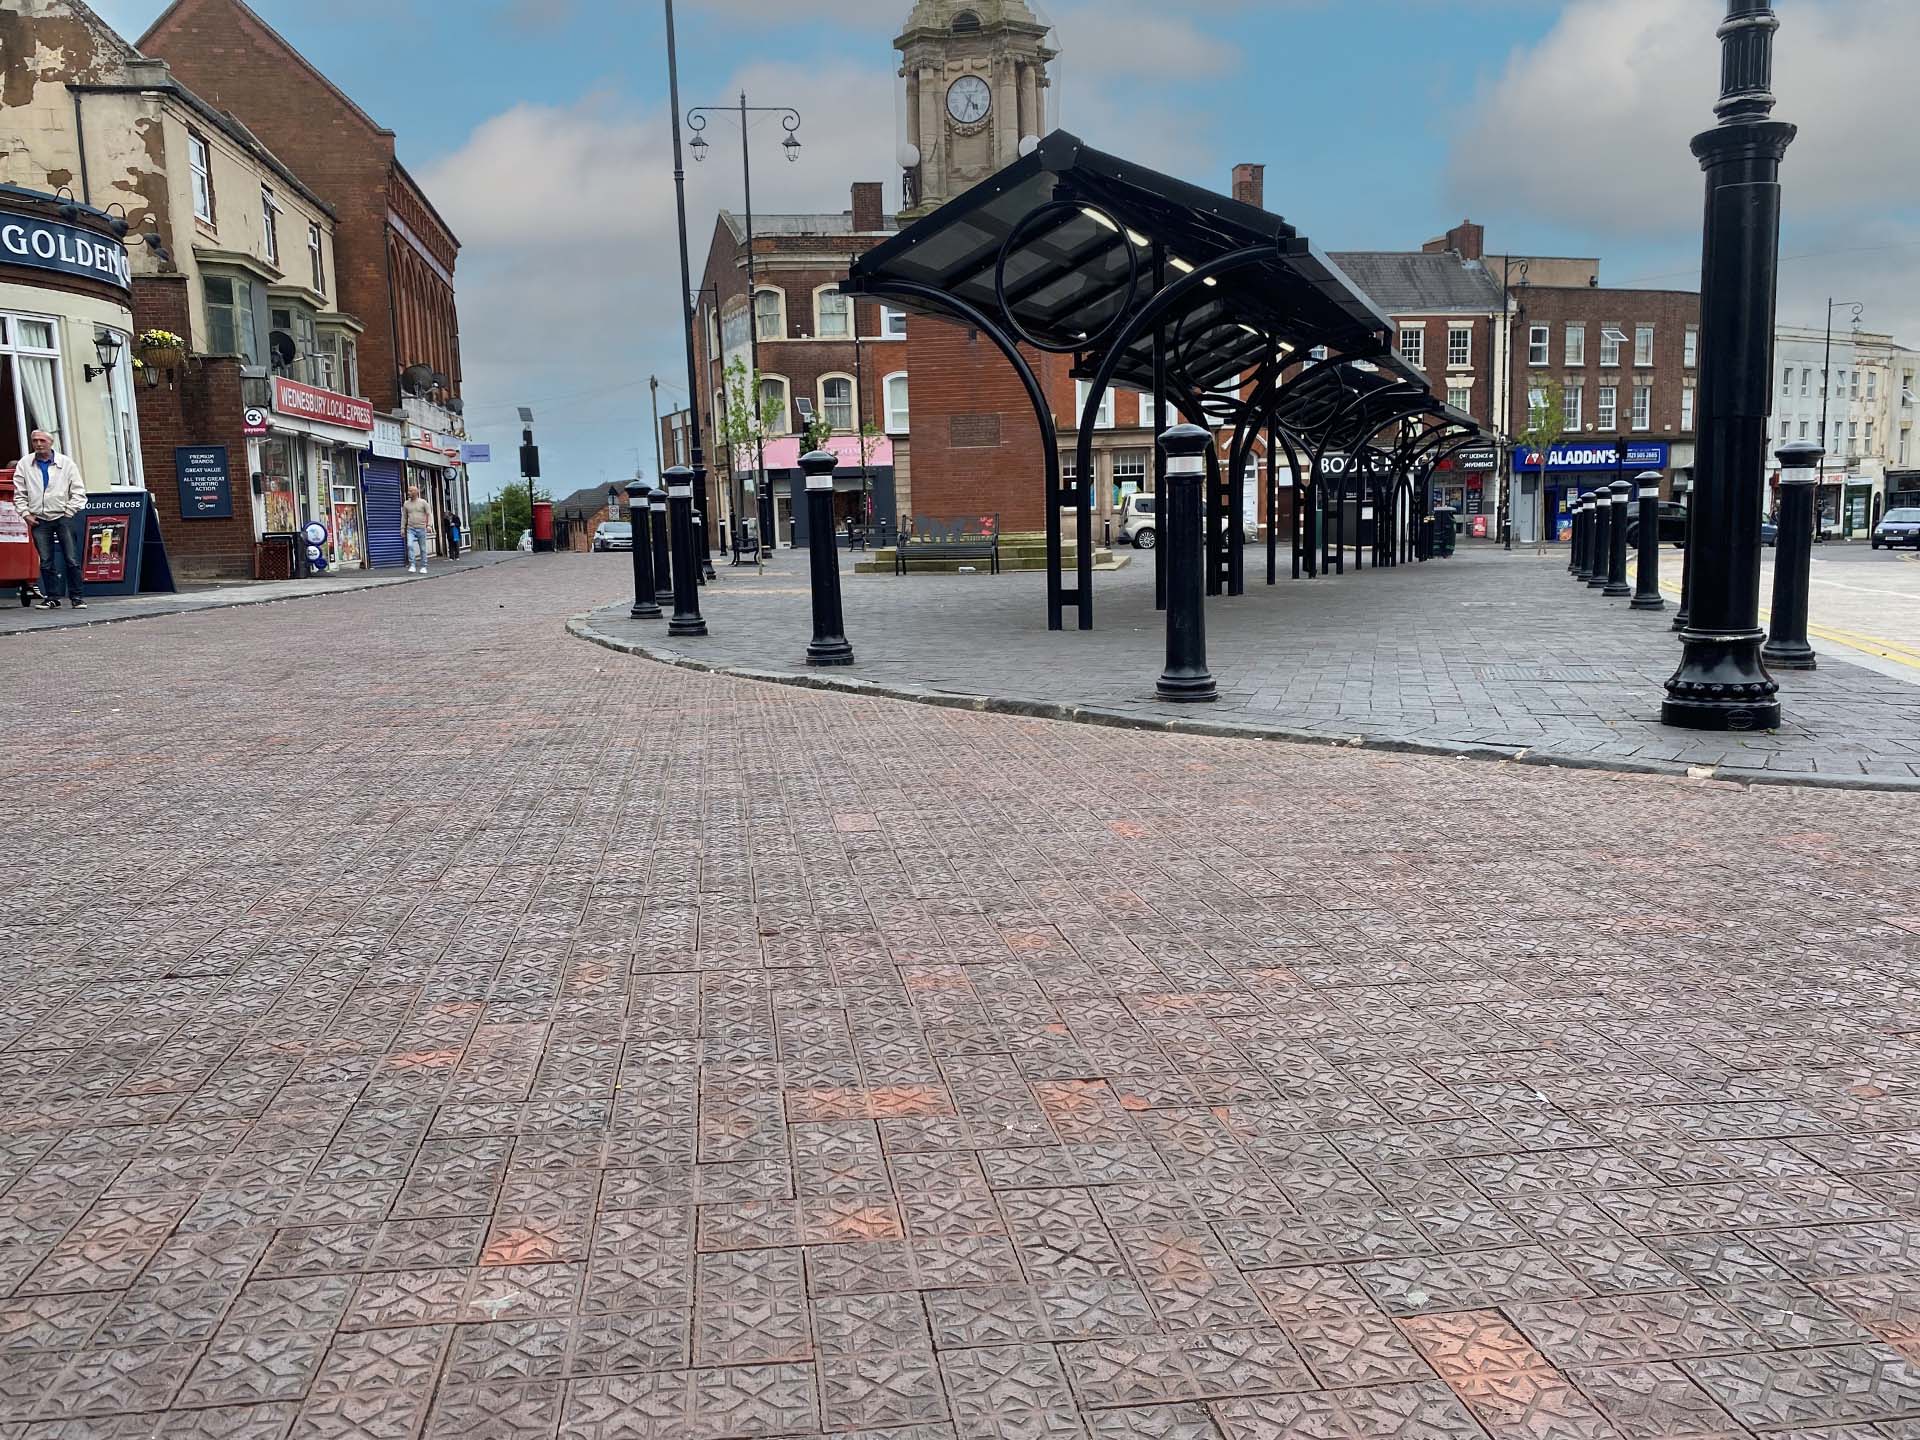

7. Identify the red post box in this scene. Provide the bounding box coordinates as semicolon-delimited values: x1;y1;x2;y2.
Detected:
531;500;555;553
0;469;41;606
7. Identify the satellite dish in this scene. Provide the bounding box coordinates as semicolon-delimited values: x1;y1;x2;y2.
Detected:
401;363;434;395
429;370;448;391
269;330;297;367
445;397;464;415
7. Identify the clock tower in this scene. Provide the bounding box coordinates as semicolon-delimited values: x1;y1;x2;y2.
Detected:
895;0;1056;219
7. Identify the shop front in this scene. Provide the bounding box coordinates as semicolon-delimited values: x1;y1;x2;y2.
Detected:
364;417;407;569
1432;445;1499;539
0;190;143;491
759;434;897;547
255;375;373;568
403;421;468;558
1514;440;1670;543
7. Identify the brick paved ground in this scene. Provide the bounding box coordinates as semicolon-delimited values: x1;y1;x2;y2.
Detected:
586;545;1920;787
3;553;1920;1440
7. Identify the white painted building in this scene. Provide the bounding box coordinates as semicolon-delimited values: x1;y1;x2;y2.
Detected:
1767;323;1915;535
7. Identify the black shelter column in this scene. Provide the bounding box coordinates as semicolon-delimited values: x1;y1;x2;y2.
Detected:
1664;0;1795;730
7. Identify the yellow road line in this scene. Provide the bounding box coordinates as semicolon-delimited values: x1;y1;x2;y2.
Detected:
1629;564;1920;673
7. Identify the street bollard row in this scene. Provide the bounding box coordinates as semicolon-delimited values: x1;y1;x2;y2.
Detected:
1570;475;1661;611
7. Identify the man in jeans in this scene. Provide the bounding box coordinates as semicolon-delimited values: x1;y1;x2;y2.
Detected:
13;429;87;610
402;483;432;573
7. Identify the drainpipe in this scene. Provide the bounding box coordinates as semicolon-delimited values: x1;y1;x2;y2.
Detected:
71;92;93;205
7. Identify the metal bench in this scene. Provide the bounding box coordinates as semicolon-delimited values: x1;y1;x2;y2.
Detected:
893;515;1001;575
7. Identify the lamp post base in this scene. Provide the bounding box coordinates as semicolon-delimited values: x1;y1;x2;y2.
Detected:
630;600;662;619
1630;592;1667;612
668;616;708;638
1759;640;1816;671
1604;580;1631;598
1662;630;1780;730
1156;671;1218;703
807;638;855;667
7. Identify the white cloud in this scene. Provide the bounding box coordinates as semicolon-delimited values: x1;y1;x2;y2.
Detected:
419;61;897;493
1446;0;1920;346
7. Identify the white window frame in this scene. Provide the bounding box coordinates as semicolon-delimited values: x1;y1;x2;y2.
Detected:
1782;366;1793;397
1850;371;1860;401
1564;323;1585;367
188;133;214;225
757;373;791;435
752;287;786;343
883;371;909;434
813;285;852;339
0;310;73;460
1562;383;1583;430
1634;324;1654;367
1801;367;1811;397
1600;326;1625;368
818;372;856;432
1866;370;1878;402
1074;380;1116;430
1447;325;1471;369
1528;325;1549;366
202;272;257;364
1631;384;1652;431
1681;385;1695;431
1446;383;1471;412
880;306;908;340
1683;326;1698;368
1399;326;1425;370
260;185;279;265
1597;385;1617;431
1112;448;1149;492
308;223;324;296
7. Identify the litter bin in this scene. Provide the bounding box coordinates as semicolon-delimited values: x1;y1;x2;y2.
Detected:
1432;503;1457;558
531;500;555;553
0;469;41;606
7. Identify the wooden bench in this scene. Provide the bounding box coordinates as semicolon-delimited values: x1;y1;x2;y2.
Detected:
894;515;1001;575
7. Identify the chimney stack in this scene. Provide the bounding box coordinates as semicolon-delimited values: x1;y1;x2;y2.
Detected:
1231;163;1265;210
851;182;885;234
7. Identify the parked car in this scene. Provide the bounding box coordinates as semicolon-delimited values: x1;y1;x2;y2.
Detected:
1760;520;1777;547
1118;493;1158;549
593;521;633;553
516;529;533;552
1622;500;1689;550
1872;507;1920;549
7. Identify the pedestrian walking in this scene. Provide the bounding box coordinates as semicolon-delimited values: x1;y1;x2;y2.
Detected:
446;511;462;559
13;429;87;610
402;484;432;573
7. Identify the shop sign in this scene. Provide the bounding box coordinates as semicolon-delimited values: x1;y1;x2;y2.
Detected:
372;416;405;459
1317;451;1395;478
0;208;132;292
174;445;233;519
1513;441;1669;472
79;492;175;597
242;406;269;437
1451;445;1499;471
271;376;373;432
460;443;491;464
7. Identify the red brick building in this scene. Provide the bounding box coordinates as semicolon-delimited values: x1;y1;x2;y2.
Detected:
138;0;471;552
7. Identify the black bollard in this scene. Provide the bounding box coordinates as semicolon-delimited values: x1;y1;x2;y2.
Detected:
1631;471;1666;612
651;487;674;607
1570;495;1589;579
625;478;661;620
1761;439;1820;670
1156;424;1217;703
800;450;854;667
1568;495;1582;574
663;464;708;638
1587;488;1614;589
1605;478;1633;597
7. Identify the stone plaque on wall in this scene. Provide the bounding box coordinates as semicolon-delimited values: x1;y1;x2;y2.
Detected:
949;414;1002;449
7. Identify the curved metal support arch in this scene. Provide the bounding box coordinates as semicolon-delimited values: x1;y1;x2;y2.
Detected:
857;276;1072;629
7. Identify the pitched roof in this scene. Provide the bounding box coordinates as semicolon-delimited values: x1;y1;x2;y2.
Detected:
1328;251;1506;315
138;0;392;139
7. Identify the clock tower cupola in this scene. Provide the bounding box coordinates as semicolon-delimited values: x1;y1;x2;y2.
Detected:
895;0;1056;219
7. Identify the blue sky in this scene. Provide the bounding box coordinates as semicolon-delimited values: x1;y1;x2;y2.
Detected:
97;0;1920;496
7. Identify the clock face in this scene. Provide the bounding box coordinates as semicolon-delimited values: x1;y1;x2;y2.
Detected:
947;75;992;125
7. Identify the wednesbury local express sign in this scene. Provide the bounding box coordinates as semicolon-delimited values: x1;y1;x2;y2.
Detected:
0;208;132;292
271;376;374;432
1513;441;1669;472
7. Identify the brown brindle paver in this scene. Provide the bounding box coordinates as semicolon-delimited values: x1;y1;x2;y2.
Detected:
2;552;1920;1440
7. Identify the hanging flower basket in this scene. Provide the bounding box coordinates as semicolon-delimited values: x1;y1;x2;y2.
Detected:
136;329;185;369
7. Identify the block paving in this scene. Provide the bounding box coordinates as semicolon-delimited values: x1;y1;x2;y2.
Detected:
1;553;1919;1439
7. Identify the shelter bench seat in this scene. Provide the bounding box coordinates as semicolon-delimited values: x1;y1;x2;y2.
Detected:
894;517;1001;575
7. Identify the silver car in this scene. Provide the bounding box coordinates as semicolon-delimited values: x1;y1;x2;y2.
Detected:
593;521;633;552
1118;493;1158;548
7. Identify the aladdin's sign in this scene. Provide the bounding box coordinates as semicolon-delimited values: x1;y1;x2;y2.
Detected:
1514;441;1669;472
0;208;133;292
271;376;373;432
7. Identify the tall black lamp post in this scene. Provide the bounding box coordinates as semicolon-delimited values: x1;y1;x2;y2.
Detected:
1664;0;1796;731
800;450;854;666
689;93;802;565
1156;425;1217;703
662;0;718;589
1631;470;1667;612
1761;439;1821;670
625;479;660;619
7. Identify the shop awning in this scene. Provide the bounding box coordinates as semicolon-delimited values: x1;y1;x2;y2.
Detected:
744;434;894;472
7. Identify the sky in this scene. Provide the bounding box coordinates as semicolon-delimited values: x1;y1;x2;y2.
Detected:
91;0;1920;498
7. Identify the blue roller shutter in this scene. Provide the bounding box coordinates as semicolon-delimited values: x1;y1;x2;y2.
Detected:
363;459;404;568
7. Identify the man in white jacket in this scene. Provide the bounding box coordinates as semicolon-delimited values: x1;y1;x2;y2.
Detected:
13;430;88;610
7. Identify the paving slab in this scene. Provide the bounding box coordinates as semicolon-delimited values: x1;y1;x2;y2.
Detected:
582;544;1920;790
0;552;1918;1440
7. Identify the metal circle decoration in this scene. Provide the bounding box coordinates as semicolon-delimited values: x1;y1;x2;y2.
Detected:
302;521;329;546
992;199;1140;355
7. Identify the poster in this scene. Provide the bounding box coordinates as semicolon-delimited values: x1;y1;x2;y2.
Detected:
175;445;234;519
332;503;364;567
261;477;298;533
83;513;132;583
